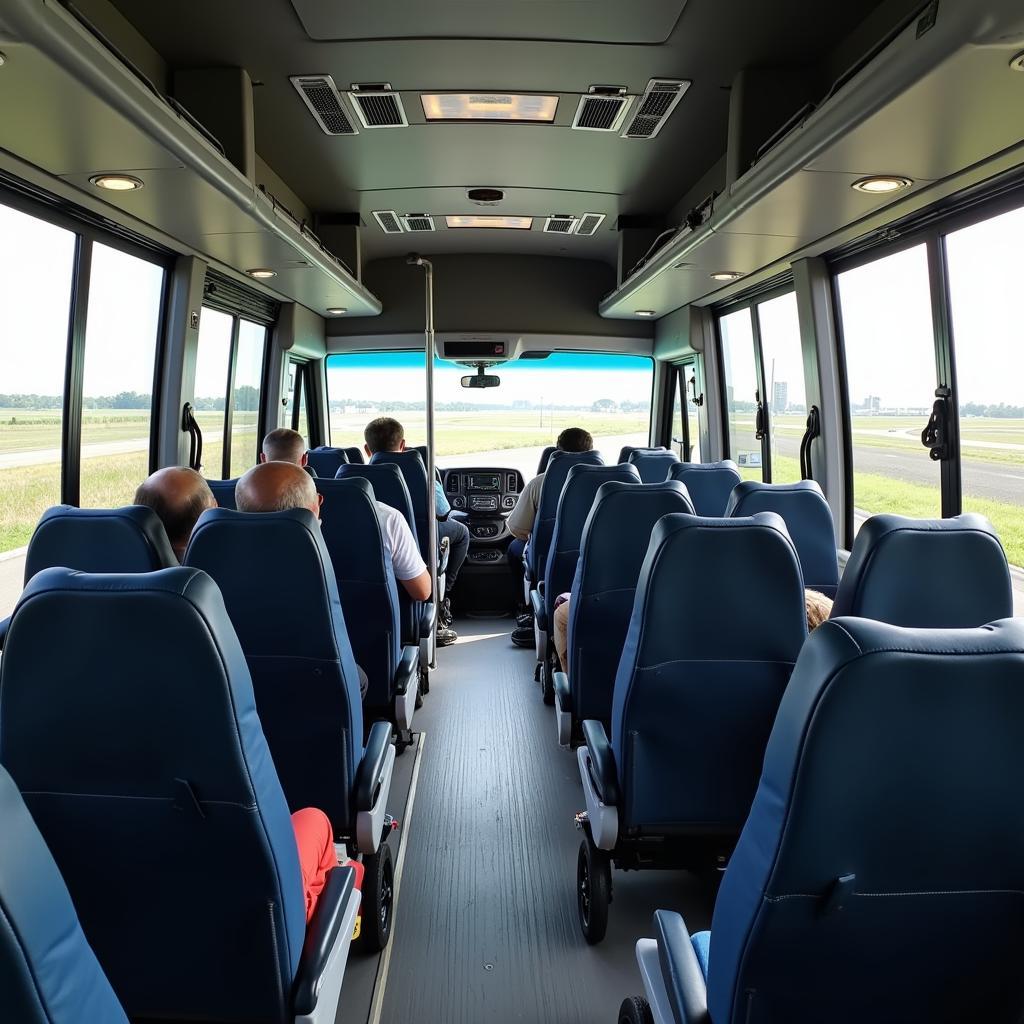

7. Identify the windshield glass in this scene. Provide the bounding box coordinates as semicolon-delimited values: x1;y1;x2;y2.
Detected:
326;351;653;477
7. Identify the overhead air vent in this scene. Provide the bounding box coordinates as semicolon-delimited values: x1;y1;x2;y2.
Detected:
572;86;634;132
290;75;358;135
574;213;606;236
372;210;404;234
543;214;579;234
622;78;691;139
348;83;408;128
402;213;436;232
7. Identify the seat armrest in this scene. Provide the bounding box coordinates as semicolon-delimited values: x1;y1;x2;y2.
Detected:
418;600;437;635
0;614;9;650
553;671;571;711
654;910;710;1024
438;535;450;574
394;645;419;696
292;865;356;1016
355;721;394;812
581;720;619;806
529;588;546;630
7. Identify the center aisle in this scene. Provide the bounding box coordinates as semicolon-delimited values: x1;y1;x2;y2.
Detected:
373;618;714;1024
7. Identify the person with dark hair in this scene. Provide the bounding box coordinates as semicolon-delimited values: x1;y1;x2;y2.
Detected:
363;416;467;647
133;467;216;562
260;427;308;467
506;427;594;648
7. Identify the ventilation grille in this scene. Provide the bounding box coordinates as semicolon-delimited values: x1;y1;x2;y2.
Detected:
290;75;358;135
622;79;691;139
572;91;634;132
575;213;606;236
348;85;408;128
543;214;579;234
402;213;436;232
372;210;404;234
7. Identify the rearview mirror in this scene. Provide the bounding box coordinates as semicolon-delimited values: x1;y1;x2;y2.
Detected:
461;372;501;389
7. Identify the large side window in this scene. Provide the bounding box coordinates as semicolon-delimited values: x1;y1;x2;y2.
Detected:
230;320;267;476
945;205;1024;572
719;307;764;479
79;242;164;507
756;291;804;483
835;244;941;530
193;308;233;480
683;361;703;464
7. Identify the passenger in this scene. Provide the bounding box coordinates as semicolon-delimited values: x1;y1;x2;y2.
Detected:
133;466;216;563
260;426;309;467
805;588;833;630
363;416;467;646
507;427;594;648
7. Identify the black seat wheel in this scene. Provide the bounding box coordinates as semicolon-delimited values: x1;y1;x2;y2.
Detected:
419;666;430;696
357;840;395;954
617;996;654;1024
541;654;555;706
394;730;412;755
577;836;611;944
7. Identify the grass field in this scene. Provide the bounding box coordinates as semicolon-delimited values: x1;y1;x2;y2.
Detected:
1;409;1021;566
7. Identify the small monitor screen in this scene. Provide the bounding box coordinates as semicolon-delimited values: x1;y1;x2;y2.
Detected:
469;473;500;490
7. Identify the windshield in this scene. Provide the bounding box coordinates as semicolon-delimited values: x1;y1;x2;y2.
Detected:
326;351;653;477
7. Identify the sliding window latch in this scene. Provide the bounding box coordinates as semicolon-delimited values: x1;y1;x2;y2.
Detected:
921;386;953;461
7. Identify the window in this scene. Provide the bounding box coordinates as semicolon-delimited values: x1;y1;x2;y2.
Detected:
292;361;311;444
230;321;266;476
719;308;763;479
193;308;233;480
835;244;940;528
0;204;76;566
671;372;684;460
79;242;164;507
756;291;805;483
682;361;702;463
945;205;1024;570
670;361;702;463
326;351;653;479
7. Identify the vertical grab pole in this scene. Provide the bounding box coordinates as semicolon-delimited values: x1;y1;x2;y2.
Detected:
408;254;439;667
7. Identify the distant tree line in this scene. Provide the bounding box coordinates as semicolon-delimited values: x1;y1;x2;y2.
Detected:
961;402;1024;418
0;385;259;412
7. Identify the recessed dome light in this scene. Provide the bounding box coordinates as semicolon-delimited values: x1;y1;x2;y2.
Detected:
0;52;8;68
246;268;276;279
89;173;144;192
1010;50;1024;71
710;271;742;281
635;309;656;317
326;307;348;315
851;175;913;194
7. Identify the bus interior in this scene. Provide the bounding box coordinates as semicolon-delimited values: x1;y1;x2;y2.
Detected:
1;1;1024;1022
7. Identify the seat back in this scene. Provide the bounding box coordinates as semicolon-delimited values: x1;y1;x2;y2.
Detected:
23;505;177;582
833;513;1012;626
708;617;1024;1024
184;508;363;833
670;460;742;516
316;477;402;714
567;481;695;727
537;445;557;474
543;463;640;622
618;445;666;464
335;462;416;535
342;445;365;464
526;449;604;582
628;448;679;483
612;513;806;831
369;450;431;562
0;567;306;1023
306;445;350;477
726;480;839;597
206;477;238;509
0;764;129;1024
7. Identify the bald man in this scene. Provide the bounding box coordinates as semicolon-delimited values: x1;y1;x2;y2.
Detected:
134;467;216;562
260;427;308;467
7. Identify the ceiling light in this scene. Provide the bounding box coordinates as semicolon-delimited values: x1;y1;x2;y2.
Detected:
0;52;7;68
710;271;742;281
326;307;348;315
635;309;656;317
421;93;558;123
89;173;144;192
246;268;277;279
1010;50;1024;72
851;175;913;194
445;215;533;230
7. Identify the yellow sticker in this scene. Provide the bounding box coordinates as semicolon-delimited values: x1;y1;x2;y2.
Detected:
352;915;362;941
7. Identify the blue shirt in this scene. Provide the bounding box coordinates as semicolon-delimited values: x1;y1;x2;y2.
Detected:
435;479;451;517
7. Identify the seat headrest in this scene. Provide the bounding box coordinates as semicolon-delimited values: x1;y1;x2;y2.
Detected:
555;464;641;540
832;513;1013;626
206;478;238;510
370;449;427;474
317;475;374;500
669;460;742;516
617;445;667;464
305;446;349;477
537;445;557;474
24;505;177;581
627;449;679;483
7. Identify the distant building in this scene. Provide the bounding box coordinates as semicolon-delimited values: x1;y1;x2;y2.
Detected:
772;381;788;413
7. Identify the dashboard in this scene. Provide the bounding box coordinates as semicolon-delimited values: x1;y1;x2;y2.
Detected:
442;468;526;561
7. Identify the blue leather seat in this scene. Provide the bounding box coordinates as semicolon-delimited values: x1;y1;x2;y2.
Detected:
0;764;129;1024
833;513;1013;626
342;445;365;464
184;508;394;843
628;448;679;483
629;616;1024;1024
206;477;238;508
0;567;364;1023
576;513;806;941
537;445;557;474
556;480;694;744
0;504;178;649
726;480;839;597
306;445;350;477
670;460;742;516
618;444;666;465
316;477;420;733
369;450;432;563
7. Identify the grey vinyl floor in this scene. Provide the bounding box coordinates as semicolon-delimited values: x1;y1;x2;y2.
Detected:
362;617;715;1024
